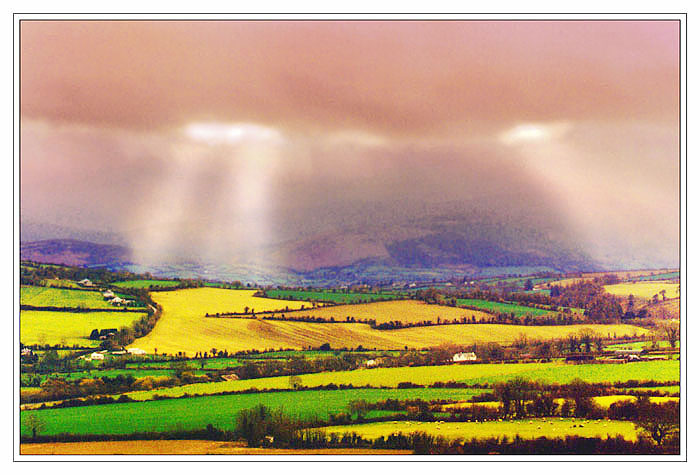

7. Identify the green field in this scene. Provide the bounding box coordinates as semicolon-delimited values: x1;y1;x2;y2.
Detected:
604;282;680;300
634;272;679;282
20;310;147;347
323;419;639;442
122;360;679;401
455;299;553;317
21;286;115;310
40;279;82;289
20;387;483;437
112;280;182;289
265;289;401;304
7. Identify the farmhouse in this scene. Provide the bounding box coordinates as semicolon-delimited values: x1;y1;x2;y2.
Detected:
103;290;115;299
452;352;477;363
78;278;94;287
364;359;378;368
127;348;146;355
87;352;105;361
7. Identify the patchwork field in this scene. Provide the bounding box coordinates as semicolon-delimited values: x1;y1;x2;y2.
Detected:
128;288;652;355
455;299;553;317
265;289;401;304
323;419;639;442
20;310;147;347
263;299;494;324
604;282;680;300
20;440;411;455
112;280;182;289
21;286;115;309
121;360;678;401
20;387;482;436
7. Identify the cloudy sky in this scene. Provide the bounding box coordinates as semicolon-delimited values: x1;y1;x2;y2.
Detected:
20;20;679;268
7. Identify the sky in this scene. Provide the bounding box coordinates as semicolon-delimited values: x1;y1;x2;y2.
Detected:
20;20;680;269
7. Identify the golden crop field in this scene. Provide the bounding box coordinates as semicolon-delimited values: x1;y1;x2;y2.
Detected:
130;287;651;354
551;396;679;409
539;269;678;289
19;440;411;455
20;310;147;346
322;419;639;442
264;299;493;324
604;282;680;300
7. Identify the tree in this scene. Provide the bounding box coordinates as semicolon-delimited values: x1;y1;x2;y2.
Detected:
25;412;46;440
524;279;534;291
289;375;302;390
348;399;371;420
657;322;679;348
636;400;679;446
494;377;536;418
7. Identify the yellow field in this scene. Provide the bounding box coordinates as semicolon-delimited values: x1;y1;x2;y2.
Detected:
323;419;639;442
539;270;678;289
604;282;680;300
549;396;679;409
20;310;147;347
130;288;650;354
20;440;410;455
264;299;493;324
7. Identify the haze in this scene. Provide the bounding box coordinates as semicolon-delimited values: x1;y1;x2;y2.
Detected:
20;20;679;271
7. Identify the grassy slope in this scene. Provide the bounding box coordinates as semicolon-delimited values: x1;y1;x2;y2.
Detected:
323;419;639;441
21;286;115;309
122;360;679;401
262;299;494;324
20;310;147;346
129;288;651;355
20;387;482;436
455;299;553;317
112;280;181;289
265;289;401;304
604;282;680;300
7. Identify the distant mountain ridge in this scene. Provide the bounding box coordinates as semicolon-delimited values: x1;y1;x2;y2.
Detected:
20;239;132;267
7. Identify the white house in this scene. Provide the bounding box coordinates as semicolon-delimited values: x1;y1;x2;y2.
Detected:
452;352;477;363
127;348;146;355
103;290;115;299
364;359;378;368
110;296;126;305
78;278;94;287
88;352;105;361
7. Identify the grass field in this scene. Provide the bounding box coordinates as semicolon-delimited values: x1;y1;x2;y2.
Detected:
21;286;116;309
130;288;651;355
455;299;553;317
589;396;679;408
20;387;483;437
20;310;147;347
604;282;680;300
634;272;680;282
265;289;401;304
20;440;411;455
122;360;678;401
322;419;639;442
262;300;494;325
112;280;182;289
40;279;82;289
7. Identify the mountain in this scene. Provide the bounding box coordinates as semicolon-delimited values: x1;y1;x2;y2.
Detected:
20;239;132;267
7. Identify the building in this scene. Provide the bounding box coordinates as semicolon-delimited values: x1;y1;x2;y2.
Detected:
88;352;105;361
78;278;94;287
452;352;477;363
127;348;146;355
364;359;378;368
103;290;115;299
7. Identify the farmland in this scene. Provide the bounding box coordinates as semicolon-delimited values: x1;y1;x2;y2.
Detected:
126;288;652;355
122;360;678;401
20;310;147;347
262;299;494;325
112;280;182;289
21;286;117;309
322;419;639;442
20;440;411;455
604;282;680;300
264;289;402;304
455;298;553;317
20;387;483;436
